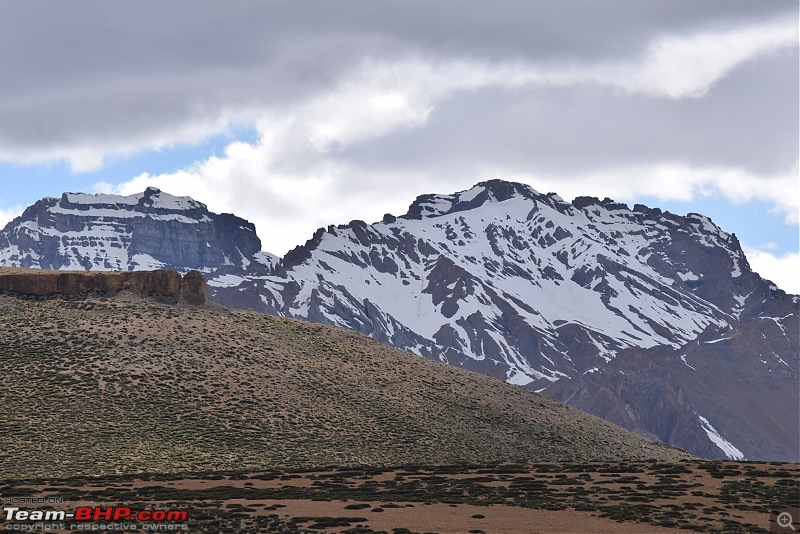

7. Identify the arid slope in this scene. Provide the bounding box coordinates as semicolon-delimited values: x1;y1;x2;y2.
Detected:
0;284;689;479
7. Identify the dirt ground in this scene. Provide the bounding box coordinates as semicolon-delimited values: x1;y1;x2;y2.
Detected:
1;461;797;533
247;499;682;533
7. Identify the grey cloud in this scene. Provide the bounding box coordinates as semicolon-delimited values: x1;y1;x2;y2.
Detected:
0;0;795;162
4;1;791;74
334;48;799;179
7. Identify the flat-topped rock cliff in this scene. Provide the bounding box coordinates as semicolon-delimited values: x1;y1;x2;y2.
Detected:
0;187;273;273
0;267;205;305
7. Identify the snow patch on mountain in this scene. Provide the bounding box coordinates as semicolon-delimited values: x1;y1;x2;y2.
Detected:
207;274;249;288
697;414;745;460
64;188;205;211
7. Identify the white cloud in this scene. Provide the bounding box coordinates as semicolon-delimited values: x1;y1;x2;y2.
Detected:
616;16;798;98
742;245;800;295
92;181;115;194
0;205;23;231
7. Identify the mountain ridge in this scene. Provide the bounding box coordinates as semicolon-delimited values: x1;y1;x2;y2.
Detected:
1;180;796;461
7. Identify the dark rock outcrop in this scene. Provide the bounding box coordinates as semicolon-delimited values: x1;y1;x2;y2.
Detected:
544;303;799;461
180;270;207;305
0;268;205;304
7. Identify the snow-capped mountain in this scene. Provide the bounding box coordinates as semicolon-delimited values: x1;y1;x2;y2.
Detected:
2;180;796;461
211;180;788;378
0;187;275;272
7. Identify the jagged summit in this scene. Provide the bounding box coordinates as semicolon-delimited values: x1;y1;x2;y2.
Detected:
400;180;546;220
393;182;732;253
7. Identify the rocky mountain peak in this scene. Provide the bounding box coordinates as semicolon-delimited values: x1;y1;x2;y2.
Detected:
0;188;262;272
474;179;541;202
400;179;544;220
58;187;207;214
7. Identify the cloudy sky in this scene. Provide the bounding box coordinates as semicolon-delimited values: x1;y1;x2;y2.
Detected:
0;1;797;292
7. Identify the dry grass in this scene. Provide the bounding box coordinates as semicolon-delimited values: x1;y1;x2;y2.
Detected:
0;289;689;480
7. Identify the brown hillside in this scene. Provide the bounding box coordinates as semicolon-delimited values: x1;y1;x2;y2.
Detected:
0;270;689;479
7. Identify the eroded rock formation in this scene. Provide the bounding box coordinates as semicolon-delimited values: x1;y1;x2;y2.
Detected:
0;268;205;304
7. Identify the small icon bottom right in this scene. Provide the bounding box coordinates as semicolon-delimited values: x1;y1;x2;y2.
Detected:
773;509;799;532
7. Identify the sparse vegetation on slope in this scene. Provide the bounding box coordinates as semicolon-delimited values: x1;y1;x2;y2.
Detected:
0;286;689;480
